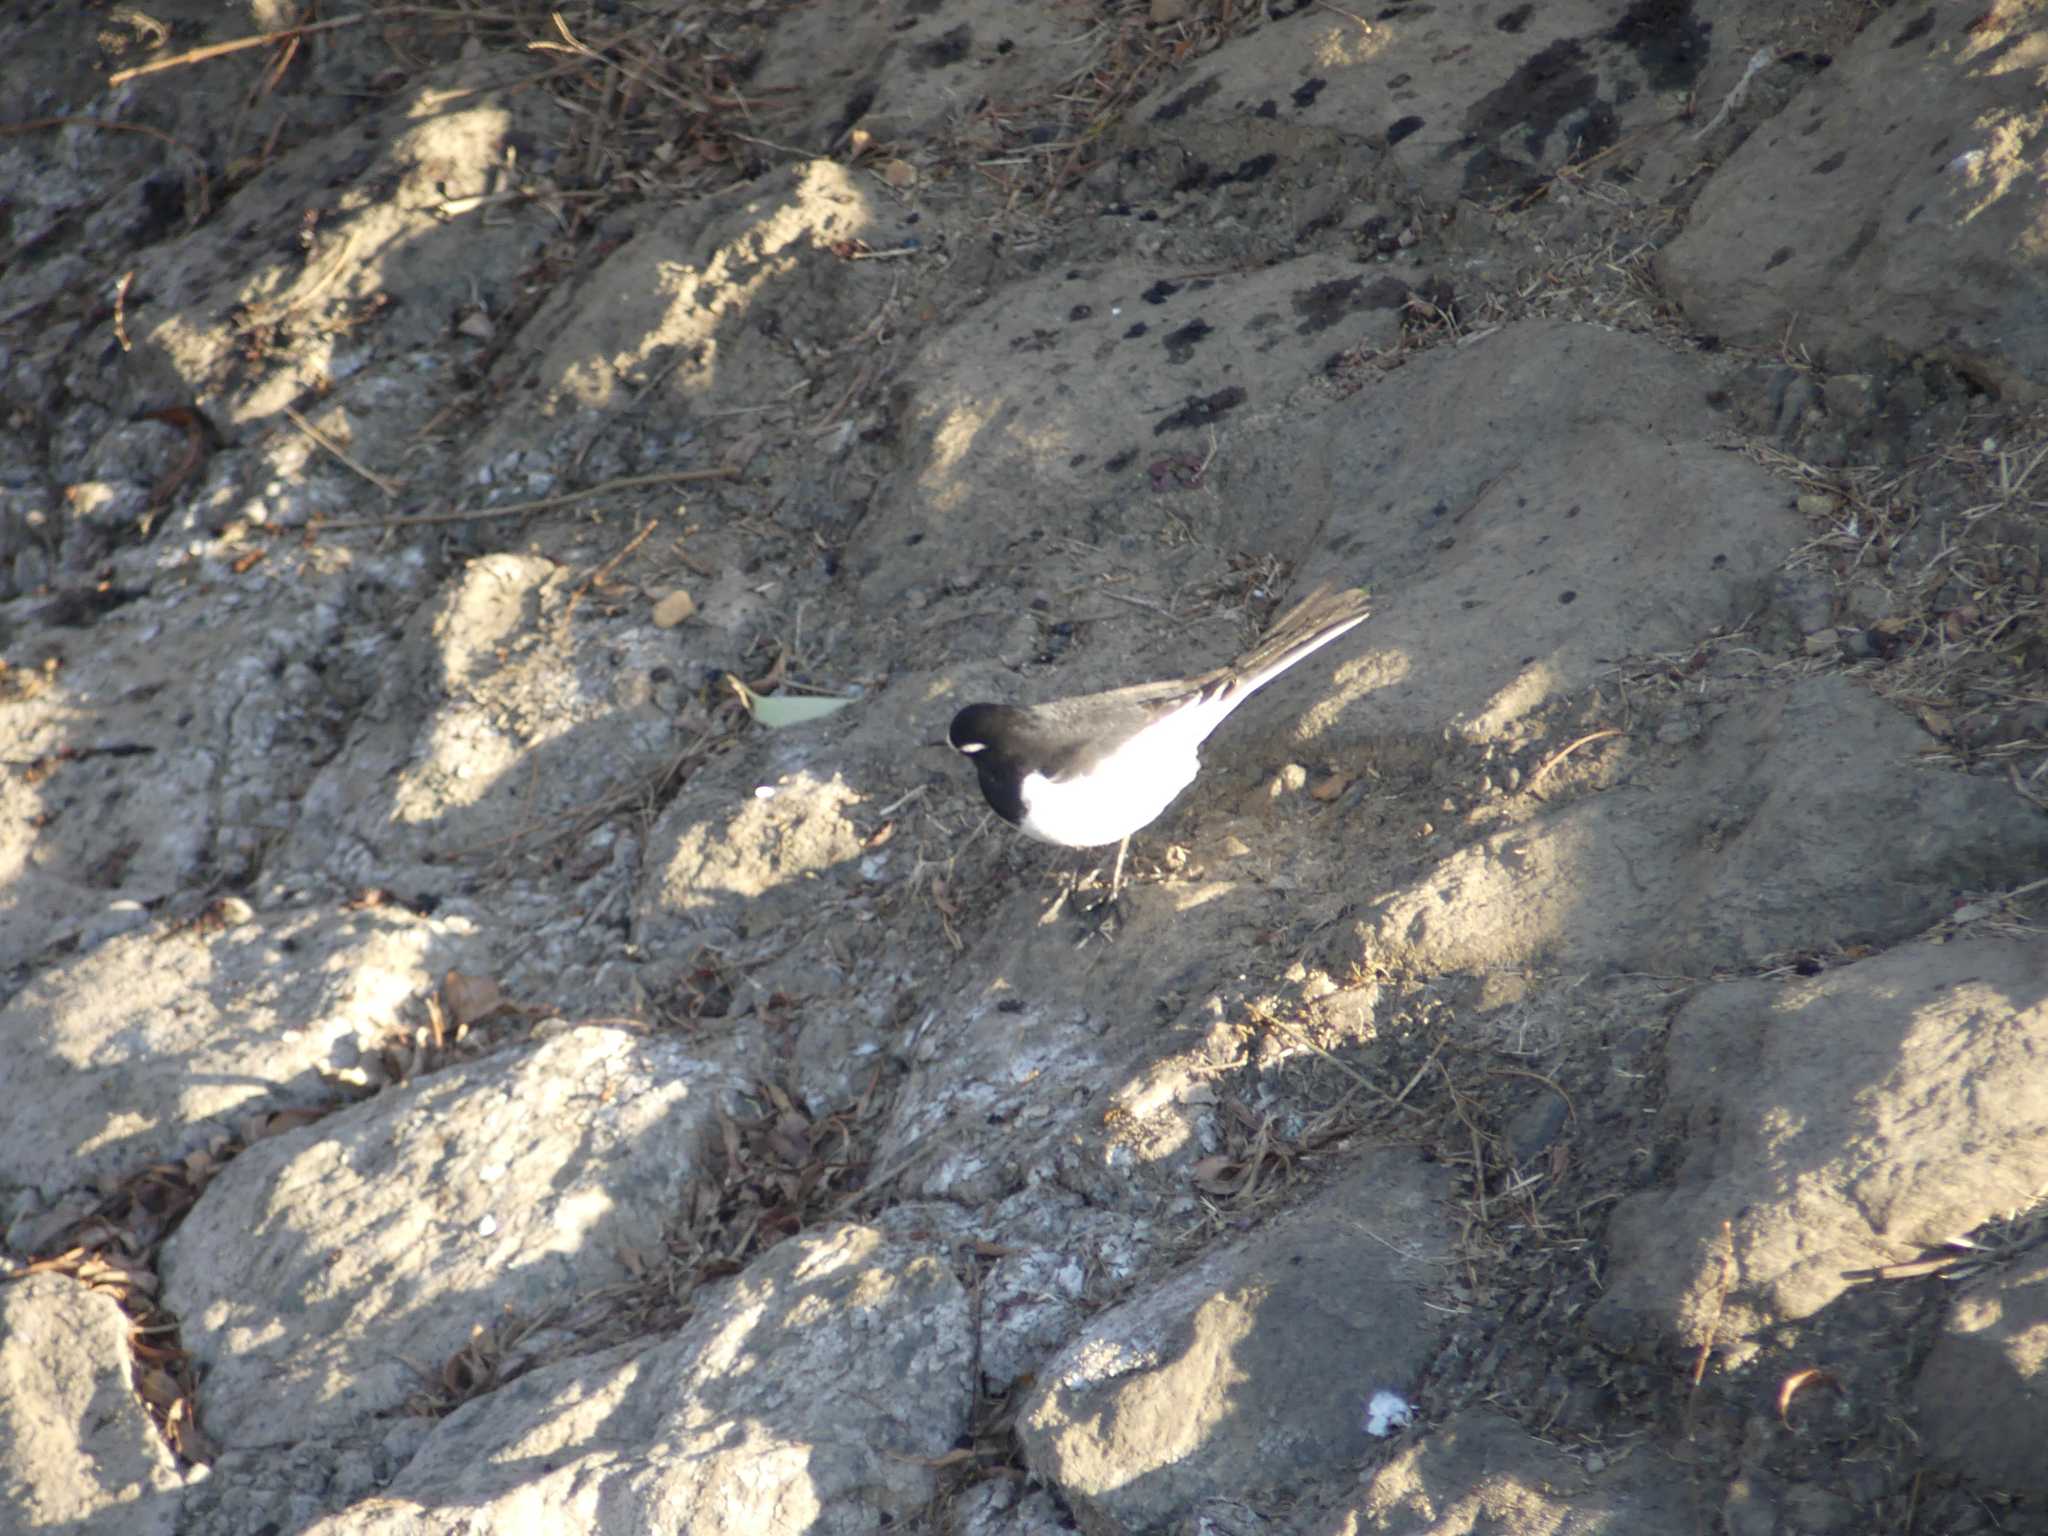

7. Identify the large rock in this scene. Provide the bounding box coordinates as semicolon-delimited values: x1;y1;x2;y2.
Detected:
1914;1245;2048;1498
160;1026;742;1447
1312;1409;1692;1535
298;1225;972;1536
0;1273;185;1536
1350;676;2048;976
1657;4;2048;392
119;56;568;447
851;252;1409;612
0;902;485;1243
747;0;1088;152
1593;936;2048;1353
461;159;915;483
282;554;685;899
1019;1151;1449;1535
1124;0;1717;205
872;316;1803;754
1310;318;1799;743
0;556;421;975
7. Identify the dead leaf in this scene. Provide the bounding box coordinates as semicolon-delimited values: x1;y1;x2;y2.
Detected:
690;1177;719;1227
766;1112;812;1165
879;157;917;189
1918;707;1952;739
137;1366;182;1410
248;1107;327;1142
99;1263;158;1298
724;430;766;477
885;1446;977;1468
652;589;696;627
424;991;448;1051
165;1396;217;1462
1776;1367;1838;1422
442;971;507;1028
1309;772;1350;802
135;403;217;511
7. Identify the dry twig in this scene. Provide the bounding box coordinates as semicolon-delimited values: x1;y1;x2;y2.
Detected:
284;406;403;499
108;10;394;86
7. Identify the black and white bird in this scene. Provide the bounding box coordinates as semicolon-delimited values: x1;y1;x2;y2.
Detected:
948;584;1371;895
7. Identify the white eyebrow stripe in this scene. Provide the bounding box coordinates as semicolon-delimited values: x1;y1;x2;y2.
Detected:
957;741;985;753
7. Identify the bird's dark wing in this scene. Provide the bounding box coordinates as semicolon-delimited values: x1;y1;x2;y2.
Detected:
1007;684;1207;781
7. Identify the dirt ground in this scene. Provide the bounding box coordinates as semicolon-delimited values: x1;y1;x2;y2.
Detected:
2;1;2047;1533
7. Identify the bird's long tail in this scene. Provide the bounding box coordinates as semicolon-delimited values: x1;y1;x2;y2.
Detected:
1208;583;1372;710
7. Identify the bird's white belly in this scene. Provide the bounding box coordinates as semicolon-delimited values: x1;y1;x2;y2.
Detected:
1015;739;1202;848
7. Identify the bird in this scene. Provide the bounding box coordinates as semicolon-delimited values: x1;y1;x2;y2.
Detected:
948;583;1371;899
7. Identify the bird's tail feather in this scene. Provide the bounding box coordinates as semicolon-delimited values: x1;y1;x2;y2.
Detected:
1207;583;1371;711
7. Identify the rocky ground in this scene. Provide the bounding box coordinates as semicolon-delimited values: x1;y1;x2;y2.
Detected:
2;1;2046;1532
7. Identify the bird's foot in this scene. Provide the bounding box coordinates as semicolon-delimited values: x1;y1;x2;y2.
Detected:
1073;887;1123;947
1071;839;1131;946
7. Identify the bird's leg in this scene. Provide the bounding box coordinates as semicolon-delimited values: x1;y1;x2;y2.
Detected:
1070;837;1132;946
1097;843;1130;901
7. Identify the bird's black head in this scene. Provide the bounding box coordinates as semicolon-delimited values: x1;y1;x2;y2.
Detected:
948;703;1007;756
947;703;1028;825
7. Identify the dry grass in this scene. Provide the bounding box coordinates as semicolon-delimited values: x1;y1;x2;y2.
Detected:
1316;197;1688;402
1482;201;1686;336
523;5;807;215
950;1;1269;213
1761;410;2048;762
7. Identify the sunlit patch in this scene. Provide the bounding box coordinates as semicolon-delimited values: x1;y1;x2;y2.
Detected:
1312;20;1390;70
1467;655;1564;738
565;160;878;408
1298;646;1412;737
924;396;998;512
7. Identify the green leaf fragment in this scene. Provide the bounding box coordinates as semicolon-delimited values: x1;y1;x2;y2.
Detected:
727;675;857;729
